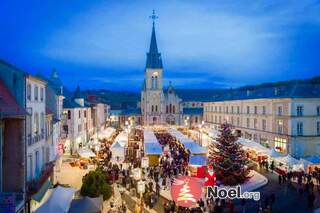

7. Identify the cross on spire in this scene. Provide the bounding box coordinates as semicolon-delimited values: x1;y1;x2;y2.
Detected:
149;10;158;26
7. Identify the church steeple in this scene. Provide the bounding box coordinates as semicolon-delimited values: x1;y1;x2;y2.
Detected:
146;10;163;69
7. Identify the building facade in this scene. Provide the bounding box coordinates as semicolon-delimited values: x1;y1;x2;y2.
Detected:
204;86;320;158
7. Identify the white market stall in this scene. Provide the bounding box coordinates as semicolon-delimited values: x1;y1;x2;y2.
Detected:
35;186;76;213
144;129;162;166
110;131;128;162
78;147;96;158
98;127;116;140
168;128;207;155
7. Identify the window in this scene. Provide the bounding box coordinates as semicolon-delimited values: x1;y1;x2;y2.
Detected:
219;116;221;123
226;106;228;113
84;110;87;118
254;118;257;129
166;105;168;113
237;117;240;126
28;155;33;180
195;117;198;123
173;105;175;113
35;151;40;176
262;119;266;131
215;106;217;112
67;110;71;119
40;88;44;102
297;105;303;116
247;106;250;114
262;106;266;115
219;106;221;112
151;105;154;112
155;105;158;112
78;124;82;132
34;86;39;101
78;110;81;118
274;137;287;152
231;116;234;124
254;106;257;114
231;106;234;114
297;122;303;136
317;121;320;136
237;106;240;114
246;118;250;128
317;106;320;116
278;106;283;116
27;84;31;100
34;113;39;134
277;120;283;134
40;112;45;133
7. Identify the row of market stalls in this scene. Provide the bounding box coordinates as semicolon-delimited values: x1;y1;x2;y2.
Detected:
143;129;162;166
35;186;103;213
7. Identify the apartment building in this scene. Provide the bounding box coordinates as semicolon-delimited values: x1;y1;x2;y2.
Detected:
204;84;320;158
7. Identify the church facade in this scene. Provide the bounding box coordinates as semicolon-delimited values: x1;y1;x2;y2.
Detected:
141;19;183;126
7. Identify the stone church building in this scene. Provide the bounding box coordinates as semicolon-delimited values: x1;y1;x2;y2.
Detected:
141;18;183;125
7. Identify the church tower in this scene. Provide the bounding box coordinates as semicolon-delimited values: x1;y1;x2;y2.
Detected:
141;10;165;125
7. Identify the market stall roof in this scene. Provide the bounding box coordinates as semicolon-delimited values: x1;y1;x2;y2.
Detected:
98;127;116;140
276;155;301;167
144;129;159;144
184;142;207;154
303;156;320;164
168;128;207;154
68;196;102;213
269;148;286;158
78;148;96;158
238;138;270;155
144;143;162;155
112;131;128;147
189;155;207;166
35;186;76;213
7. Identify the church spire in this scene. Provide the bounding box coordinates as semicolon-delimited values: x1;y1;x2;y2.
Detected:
146;10;163;69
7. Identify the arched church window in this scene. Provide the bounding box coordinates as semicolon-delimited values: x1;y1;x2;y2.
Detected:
155;76;158;89
151;105;154;112
173;105;175;113
166;105;168;113
169;104;172;113
151;76;154;89
155;105;158;112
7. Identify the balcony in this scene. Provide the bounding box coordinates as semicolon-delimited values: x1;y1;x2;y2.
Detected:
26;162;54;197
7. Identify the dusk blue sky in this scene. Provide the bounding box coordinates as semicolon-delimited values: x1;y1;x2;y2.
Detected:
1;0;320;91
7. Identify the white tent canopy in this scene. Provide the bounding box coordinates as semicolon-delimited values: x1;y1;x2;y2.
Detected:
35;186;76;213
78;147;96;158
276;155;301;167
110;131;128;162
144;129;159;144
98;127;116;140
168;128;207;154
238;138;270;155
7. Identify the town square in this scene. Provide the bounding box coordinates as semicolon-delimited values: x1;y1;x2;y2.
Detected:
0;1;320;213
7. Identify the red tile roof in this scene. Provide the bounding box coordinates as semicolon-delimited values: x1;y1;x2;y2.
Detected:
0;80;26;118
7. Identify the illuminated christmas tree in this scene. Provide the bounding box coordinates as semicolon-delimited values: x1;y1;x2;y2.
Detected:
208;123;249;186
